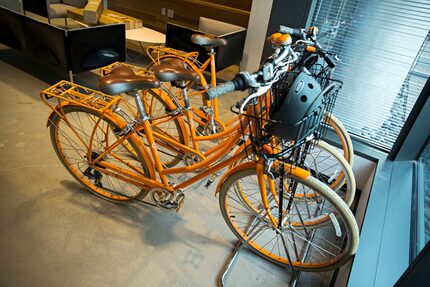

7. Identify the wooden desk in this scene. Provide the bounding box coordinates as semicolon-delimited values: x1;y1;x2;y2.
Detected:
125;27;166;55
67;8;143;29
126;27;165;44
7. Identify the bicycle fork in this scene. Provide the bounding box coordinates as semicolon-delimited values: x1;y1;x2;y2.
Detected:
256;163;279;226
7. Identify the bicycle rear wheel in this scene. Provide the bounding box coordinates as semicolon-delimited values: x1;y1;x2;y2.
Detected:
219;167;359;272
50;105;151;203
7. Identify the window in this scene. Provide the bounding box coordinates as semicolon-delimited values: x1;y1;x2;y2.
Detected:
310;0;430;151
417;137;430;253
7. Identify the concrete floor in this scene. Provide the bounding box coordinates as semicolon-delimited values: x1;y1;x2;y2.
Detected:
0;44;334;286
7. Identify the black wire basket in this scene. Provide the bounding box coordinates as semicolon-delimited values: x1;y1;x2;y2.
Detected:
234;69;342;163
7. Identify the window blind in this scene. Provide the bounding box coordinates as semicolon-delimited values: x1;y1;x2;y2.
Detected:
310;0;430;150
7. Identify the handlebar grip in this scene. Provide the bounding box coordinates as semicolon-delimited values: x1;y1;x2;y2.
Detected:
314;40;336;68
322;53;336;68
279;25;302;38
206;81;236;100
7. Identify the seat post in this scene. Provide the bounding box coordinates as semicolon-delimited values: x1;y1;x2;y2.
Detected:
130;90;149;121
207;47;219;118
180;81;191;109
208;47;217;85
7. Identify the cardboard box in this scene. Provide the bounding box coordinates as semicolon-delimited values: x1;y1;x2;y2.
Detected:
68;8;142;29
101;10;142;29
83;0;103;25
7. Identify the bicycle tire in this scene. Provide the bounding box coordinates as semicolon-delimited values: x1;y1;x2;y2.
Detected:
324;113;354;167
50;105;151;203
219;167;359;272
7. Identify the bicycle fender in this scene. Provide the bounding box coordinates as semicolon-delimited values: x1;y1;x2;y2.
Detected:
46;102;75;127
46;102;113;128
214;161;256;195
214;160;311;195
289;164;311;178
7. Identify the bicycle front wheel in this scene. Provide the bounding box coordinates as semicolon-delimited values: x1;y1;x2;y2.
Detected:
219;167;359;272
50;105;151;203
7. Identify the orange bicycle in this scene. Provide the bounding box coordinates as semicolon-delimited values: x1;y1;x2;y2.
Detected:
41;32;359;271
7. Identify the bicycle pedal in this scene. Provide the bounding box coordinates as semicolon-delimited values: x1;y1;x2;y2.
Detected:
204;179;214;189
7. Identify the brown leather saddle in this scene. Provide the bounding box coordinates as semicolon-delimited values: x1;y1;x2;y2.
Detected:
154;58;200;83
99;66;160;95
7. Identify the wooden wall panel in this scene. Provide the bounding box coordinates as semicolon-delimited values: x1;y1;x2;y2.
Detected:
203;0;252;11
107;0;251;32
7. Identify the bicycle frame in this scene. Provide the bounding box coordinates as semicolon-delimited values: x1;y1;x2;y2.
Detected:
147;87;276;158
91;114;307;227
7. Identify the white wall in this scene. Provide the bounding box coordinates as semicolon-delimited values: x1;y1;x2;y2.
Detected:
240;0;273;72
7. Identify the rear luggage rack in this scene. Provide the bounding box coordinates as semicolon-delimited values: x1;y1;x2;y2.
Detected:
40;80;121;113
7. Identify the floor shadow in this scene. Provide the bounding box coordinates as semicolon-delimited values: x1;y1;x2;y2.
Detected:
58;179;183;244
58;179;231;249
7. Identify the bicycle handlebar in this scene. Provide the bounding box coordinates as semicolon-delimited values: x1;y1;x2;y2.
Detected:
279;25;303;38
206;24;338;100
313;40;336;68
206;81;236;100
206;72;251;99
321;50;336;68
280;25;337;68
206;44;291;100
